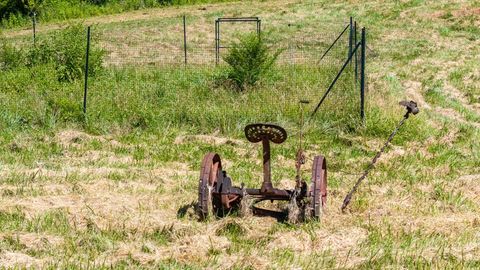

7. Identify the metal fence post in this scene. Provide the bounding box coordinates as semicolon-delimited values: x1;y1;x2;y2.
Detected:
354;21;358;82
257;19;261;38
360;27;366;122
32;12;37;46
215;19;219;65
183;15;187;65
349;16;353;61
83;26;91;115
312;42;362;117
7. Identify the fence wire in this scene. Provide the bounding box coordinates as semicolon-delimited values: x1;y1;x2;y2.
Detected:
2;14;364;135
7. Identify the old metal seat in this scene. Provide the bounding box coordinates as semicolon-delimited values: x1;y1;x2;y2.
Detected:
244;123;287;193
244;123;287;144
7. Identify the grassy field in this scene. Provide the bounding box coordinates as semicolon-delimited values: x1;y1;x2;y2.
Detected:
0;0;235;28
1;0;479;269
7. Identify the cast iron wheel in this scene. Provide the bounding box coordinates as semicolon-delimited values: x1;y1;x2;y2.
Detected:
198;153;222;220
310;155;327;219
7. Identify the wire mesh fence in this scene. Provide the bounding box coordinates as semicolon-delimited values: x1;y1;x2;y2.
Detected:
1;13;366;135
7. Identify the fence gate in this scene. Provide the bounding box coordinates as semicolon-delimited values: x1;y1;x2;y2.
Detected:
215;17;262;65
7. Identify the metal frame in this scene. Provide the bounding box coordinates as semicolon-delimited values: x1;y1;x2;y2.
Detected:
198;124;327;221
215;17;262;65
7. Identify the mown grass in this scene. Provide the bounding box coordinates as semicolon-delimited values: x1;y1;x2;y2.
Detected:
0;0;479;269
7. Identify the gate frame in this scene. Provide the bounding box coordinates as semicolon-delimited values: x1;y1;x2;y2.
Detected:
215;17;262;65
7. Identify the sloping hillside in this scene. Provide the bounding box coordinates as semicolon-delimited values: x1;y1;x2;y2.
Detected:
0;0;479;268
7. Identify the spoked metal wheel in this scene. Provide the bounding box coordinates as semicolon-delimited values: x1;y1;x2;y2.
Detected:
198;153;222;220
310;155;327;219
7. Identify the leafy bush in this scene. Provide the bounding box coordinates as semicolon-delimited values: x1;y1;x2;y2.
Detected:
1;0;234;27
49;24;104;82
0;39;25;70
0;0;28;20
1;24;104;81
223;33;281;91
84;0;108;5
47;96;84;122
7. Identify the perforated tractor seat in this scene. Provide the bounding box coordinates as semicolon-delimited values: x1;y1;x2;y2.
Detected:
244;123;287;144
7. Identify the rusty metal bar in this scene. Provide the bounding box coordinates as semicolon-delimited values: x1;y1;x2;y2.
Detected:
260;138;273;193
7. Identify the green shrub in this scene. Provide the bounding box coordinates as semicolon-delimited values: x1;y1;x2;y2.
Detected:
223;33;281;91
26;38;56;66
47;96;84;122
1;24;104;81
84;0;108;5
0;0;28;20
0;39;24;70
49;24;104;82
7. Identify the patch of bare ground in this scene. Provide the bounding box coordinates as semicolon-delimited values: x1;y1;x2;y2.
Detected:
0;252;42;268
403;80;431;109
443;82;480;115
56;129;122;148
435;107;480;128
92;218;276;267
457;174;480;202
0;232;63;250
1;179;190;231
0;160;196;243
174;134;243;146
267;227;367;266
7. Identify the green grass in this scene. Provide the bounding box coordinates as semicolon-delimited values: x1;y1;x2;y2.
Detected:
0;0;236;28
0;0;479;269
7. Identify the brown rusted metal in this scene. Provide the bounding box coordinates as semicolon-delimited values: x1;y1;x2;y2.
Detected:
244;124;287;194
311;155;327;219
261;138;273;193
198;153;222;219
197;123;328;221
244;123;287;144
221;194;240;209
341;100;419;212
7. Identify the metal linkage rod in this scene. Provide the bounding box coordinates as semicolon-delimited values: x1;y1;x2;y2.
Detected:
341;101;419;212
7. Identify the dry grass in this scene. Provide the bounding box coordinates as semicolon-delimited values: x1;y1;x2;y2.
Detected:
1;0;480;268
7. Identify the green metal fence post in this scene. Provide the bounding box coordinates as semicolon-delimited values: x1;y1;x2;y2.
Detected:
83;26;91;115
354;21;358;82
349;16;353;61
360;27;366;122
183;15;187;65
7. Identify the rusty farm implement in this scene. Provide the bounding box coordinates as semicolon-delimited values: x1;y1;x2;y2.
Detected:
196;100;419;221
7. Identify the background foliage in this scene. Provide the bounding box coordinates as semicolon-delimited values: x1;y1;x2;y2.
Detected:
0;0;232;27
